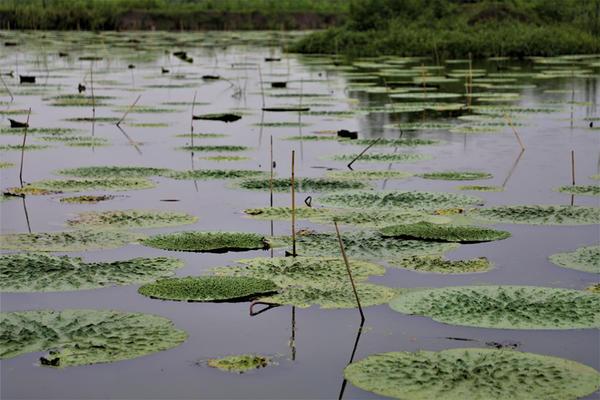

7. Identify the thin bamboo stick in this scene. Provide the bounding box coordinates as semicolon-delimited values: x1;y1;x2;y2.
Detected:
116;94;141;126
347;137;382;170
18;108;31;187
504;113;525;150
291;150;296;257
334;221;365;322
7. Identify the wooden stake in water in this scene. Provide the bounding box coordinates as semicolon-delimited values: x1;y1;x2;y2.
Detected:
90;61;95;115
291;150;296;257
270;135;274;208
334;221;365;323
347;137;382;170
258;64;265;109
116;94;141;126
18;108;32;187
504;113;525;150
571;150;576;185
190;90;197;146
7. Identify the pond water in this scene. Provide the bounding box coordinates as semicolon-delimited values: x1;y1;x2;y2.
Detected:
0;31;598;399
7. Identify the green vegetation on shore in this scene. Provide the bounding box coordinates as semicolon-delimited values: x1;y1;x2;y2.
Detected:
291;0;600;58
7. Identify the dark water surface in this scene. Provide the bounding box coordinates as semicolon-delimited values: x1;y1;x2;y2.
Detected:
0;31;598;399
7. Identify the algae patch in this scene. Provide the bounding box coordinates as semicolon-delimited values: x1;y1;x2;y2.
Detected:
549;245;600;273
207;354;271;373
67;209;197;229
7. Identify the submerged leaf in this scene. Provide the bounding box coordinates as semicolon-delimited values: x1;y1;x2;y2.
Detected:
0;253;184;292
138;276;277;302
389;285;600;329
344;348;600;400
549;245;600;273
207;354;271;373
0;309;187;367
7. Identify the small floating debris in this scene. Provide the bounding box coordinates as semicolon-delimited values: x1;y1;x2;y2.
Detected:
261;106;310;112
207;354;272;373
271;81;287;88
8;118;29;128
192;113;242;123
337;129;358;139
202;75;220;80
19;75;35;84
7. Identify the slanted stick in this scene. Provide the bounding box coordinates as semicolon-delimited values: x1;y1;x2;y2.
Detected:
190;90;197;147
258;64;265;109
116;94;141;126
0;73;13;102
347;137;382;170
334;221;365;322
90;61;95;115
504;113;525;150
18;108;31;187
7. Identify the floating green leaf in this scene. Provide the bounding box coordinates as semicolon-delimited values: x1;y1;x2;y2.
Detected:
390;255;492;274
0;144;50;151
556;185;600;196
237;177;368;192
389;285;600;329
330;153;431;163
141;231;267;253
213;257;384;288
0;162;14;169
7;178;155;195
587;284;600;294
164;169;265;180
458;185;504;192
549;246;600;273
67;209;198;229
0;253;184;292
0;309;187;367
207;354;271;373
138;276;277;302
59;195;117;204
201;156;250;162
326;170;412;180
177;145;248;152
419;171;492;180
380;222;510;243
344;348;600;400
57;166;171;178
319;190;483;210
470;205;600;225
269;231;458;260
0;230;140;252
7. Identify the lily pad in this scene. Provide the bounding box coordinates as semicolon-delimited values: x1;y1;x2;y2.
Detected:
7;178;155;195
319;190;483;210
389;285;600;329
330;153;431;163
325;170;412;180
177;145;249;152
269;231;458;260
138;276;277;302
587;284;600;294
141;231;267;253
66;209;198;229
556;185;600;196
207;354;271;373
0;162;14;169
390;255;492;274
0;230;140;252
549;246;600;273
57;166;171;178
419;171;492;181
458;185;504;192
379;222;511;243
213;257;384;288
59;195;117;204
0;253;184;292
0;309;187;367
0;144;50;151
164;169;265;180
237;177;368;192
470;205;600;225
260;283;397;309
344;348;600;400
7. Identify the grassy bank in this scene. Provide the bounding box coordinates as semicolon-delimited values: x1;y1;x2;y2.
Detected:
290;0;600;58
0;0;348;30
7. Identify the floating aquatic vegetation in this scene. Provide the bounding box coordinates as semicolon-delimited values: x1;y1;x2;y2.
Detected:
349;138;441;147
556;185;600;196
65;117;121;123
344;348;600;400
67;209;198;229
0;253;184;292
0;127;79;136
419;171;492;181
380;222;510;243
0;230;140;252
0;162;14;169
164;169;264;180
7;178;155;195
57;165;171;178
177;145;249;152
0;310;187;367
270;231;458;260
49;94;113;107
387;122;453;131
207;354;271;373
330;153;432;163
200;155;250;162
319;190;483;210
127;122;170;128
549;246;600;273
113;106;177;114
390;255;492;274
214;257;384;288
237;177;368;192
390;92;461;100
0;144;50;151
138;276;277;302
141;231;267;253
59;195;117;204
389;285;600;329
325;170;412;180
260;283;397;309
449;125;501;134
470;205;600;225
174;133;228;139
0;109;32;115
283;135;337;141
38;136;110;147
587;284;600;294
458;185;504;192
253;121;310;128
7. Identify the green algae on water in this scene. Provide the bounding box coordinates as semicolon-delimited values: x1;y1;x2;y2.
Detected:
0;309;187;367
57;166;170;178
458;185;504;192
138;276;277;302
389;285;600;329
319;190;483;210
67;209;198;229
549;245;600;273
0;230;140;252
0;253;184;292
390;255;492;274
379;222;511;243
470;205;600;225
141;231;267;253
556;185;600;196
207;354;271;373
344;348;600;400
0;144;50;151
237;177;368;192
419;171;492;181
